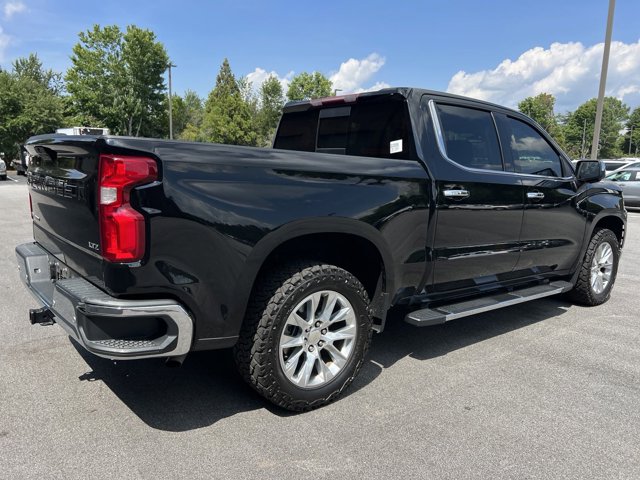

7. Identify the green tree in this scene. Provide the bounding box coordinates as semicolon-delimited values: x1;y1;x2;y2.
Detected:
286;72;332;101
201;58;256;146
256;76;284;146
563;97;629;159
65;24;169;137
518;93;564;146
0;55;65;159
622;107;640;156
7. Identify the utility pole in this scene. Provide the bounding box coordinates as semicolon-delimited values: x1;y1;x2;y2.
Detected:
629;125;634;155
167;63;177;140
590;0;615;160
581;118;587;158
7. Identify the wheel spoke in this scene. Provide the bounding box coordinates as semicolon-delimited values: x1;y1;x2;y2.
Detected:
324;343;348;368
301;352;316;387
318;291;339;322
307;292;322;322
280;336;304;349
289;311;310;330
325;323;356;342
283;348;303;377
318;358;335;383
328;306;351;325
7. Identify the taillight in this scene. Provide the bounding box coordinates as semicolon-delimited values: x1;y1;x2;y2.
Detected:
98;154;158;262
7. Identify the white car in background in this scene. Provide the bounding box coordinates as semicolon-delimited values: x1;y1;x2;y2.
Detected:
0;159;7;181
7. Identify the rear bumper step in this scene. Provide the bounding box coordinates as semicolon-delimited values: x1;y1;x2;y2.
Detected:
405;281;573;326
16;242;194;360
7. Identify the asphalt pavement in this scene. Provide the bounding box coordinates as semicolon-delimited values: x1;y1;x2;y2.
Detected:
1;180;640;479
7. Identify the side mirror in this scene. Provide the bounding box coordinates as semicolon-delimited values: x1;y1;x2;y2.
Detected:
575;160;605;183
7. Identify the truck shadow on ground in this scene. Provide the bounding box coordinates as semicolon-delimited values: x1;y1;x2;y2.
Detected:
73;297;573;432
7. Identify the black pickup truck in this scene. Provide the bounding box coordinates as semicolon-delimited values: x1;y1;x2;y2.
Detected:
17;88;626;411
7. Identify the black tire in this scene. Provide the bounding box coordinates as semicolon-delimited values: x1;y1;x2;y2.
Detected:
234;261;373;411
569;228;620;306
0;175;6;181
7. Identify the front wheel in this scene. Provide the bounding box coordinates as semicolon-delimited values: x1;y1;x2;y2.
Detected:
234;262;372;411
569;228;620;305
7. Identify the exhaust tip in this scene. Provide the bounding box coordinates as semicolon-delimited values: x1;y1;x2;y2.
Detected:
165;354;187;368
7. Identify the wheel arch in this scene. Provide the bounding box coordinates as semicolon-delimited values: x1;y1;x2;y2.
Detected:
228;218;396;338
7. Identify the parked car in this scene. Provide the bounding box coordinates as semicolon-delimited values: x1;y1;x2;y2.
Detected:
16;87;626;411
603;159;635;173
0;158;6;180
611;160;640;172
606;168;640;207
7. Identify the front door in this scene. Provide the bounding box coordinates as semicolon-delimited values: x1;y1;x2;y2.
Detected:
496;114;584;275
426;98;524;292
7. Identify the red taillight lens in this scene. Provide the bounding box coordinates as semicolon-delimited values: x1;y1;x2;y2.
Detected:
98;154;158;262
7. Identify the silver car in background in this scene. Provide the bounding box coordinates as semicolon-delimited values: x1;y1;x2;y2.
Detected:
606;168;640;207
0;159;6;181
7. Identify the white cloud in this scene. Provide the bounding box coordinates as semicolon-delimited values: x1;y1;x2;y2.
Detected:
0;26;10;62
245;67;293;95
330;53;386;93
447;40;640;112
246;53;388;100
3;0;26;18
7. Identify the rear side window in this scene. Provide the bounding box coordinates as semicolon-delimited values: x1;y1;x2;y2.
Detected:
275;99;413;160
436;104;503;171
505;117;563;177
347;100;412;159
273;110;319;152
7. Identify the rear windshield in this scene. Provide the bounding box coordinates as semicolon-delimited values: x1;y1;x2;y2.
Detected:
274;99;414;160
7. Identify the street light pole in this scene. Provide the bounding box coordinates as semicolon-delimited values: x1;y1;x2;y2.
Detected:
629;125;634;155
167;63;177;140
590;0;616;160
581;118;587;158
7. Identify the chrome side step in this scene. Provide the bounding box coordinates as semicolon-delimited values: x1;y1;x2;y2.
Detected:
404;281;573;327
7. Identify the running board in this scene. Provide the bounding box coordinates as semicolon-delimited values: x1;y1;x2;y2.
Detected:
405;281;573;327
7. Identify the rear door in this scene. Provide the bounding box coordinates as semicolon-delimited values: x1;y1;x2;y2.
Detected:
496;114;584;274
425;97;524;292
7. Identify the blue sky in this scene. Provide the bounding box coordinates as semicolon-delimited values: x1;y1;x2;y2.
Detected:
1;0;639;112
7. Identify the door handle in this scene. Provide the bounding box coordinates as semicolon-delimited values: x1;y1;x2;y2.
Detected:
527;191;545;200
443;189;470;199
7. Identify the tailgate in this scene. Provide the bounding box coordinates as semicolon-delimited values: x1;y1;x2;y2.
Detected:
25;135;103;278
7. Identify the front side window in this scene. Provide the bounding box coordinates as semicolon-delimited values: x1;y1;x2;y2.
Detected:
505;117;563;177
436;104;503;171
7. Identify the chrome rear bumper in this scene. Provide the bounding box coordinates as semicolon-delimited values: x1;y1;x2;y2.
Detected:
16;242;193;360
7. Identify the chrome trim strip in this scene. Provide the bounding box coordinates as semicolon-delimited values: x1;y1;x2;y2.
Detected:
427;99;574;181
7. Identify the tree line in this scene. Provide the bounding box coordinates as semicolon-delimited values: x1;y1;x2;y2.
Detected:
518;93;639;159
1;23;639;161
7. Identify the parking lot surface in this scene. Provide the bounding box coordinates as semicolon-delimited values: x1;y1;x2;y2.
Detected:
1;180;639;479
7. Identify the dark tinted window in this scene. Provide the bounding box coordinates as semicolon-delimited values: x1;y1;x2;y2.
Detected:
275;99;413;160
347;100;412;159
436;104;503;170
273;110;319;151
506;117;563;177
317;108;350;152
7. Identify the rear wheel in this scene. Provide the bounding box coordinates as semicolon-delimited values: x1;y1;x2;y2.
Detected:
234;262;372;411
569;228;620;305
0;175;6;181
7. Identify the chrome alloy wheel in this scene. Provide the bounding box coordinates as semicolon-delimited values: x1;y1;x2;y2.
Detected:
278;290;358;389
590;242;614;294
